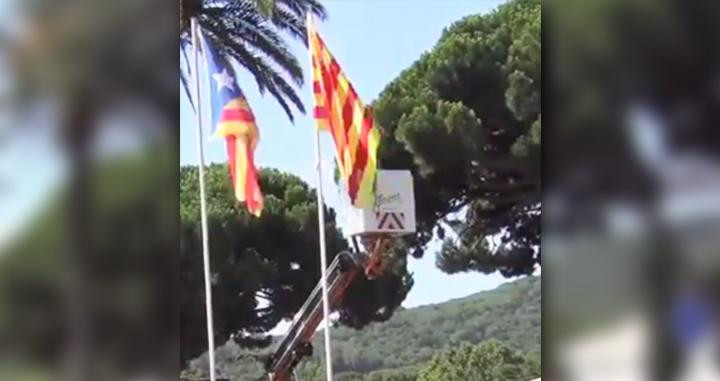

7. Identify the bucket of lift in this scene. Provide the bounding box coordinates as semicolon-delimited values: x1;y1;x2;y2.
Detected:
348;170;416;278
346;170;416;237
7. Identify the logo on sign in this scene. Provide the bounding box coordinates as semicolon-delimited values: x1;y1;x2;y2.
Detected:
374;192;402;213
376;211;405;230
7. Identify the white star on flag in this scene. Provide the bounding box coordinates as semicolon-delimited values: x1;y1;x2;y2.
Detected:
212;68;235;92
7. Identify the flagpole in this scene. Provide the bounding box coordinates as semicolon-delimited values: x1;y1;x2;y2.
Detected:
307;13;334;381
191;17;217;381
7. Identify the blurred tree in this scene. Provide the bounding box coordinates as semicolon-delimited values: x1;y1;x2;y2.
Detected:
179;0;326;121
6;1;178;380
546;0;720;379
0;150;178;379
372;0;540;276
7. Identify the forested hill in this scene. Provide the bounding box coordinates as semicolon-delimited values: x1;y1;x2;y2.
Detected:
186;276;540;380
312;276;541;375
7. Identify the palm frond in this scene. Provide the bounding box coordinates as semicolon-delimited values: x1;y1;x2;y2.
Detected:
201;19;304;121
227;44;305;121
256;72;295;120
261;66;305;114
276;0;326;20
180;47;196;112
179;0;328;122
200;18;270;94
270;6;307;45
210;7;303;85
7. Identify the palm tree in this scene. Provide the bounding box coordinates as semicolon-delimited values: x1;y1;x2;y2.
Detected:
179;0;326;121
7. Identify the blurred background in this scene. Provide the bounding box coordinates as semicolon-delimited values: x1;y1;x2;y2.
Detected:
545;0;720;380
0;0;178;380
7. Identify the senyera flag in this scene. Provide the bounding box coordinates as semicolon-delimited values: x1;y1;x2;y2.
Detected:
309;24;381;209
198;30;263;217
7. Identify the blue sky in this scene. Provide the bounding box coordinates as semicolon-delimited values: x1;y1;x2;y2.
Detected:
181;0;510;308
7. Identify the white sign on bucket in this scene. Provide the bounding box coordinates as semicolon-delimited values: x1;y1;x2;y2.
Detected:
346;170;416;236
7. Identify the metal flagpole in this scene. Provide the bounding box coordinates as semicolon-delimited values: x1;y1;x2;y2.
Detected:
191;17;217;381
306;13;334;381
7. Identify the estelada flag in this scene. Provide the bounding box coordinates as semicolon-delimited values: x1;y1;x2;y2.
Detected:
309;23;381;209
199;31;263;217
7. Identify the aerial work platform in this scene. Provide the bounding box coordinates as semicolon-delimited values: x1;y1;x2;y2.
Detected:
265;171;415;381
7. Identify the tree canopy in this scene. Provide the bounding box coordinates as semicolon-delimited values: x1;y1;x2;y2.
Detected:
180;164;347;363
180;165;411;365
373;0;541;276
418;340;539;381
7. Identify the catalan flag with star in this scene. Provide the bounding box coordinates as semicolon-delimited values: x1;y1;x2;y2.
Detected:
199;31;263;217
309;22;381;209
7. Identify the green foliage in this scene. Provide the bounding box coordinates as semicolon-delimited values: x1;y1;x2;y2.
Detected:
363;367;420;381
185;276;539;380
295;360;325;380
304;277;540;378
180;164;412;366
417;340;538;381
0;146;178;378
373;0;540;276
180;164;348;364
335;372;365;381
335;368;419;381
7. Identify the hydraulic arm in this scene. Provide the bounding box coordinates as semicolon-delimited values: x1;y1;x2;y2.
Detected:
265;237;390;381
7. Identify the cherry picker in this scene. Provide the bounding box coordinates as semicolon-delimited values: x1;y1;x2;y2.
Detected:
264;237;390;381
265;170;415;381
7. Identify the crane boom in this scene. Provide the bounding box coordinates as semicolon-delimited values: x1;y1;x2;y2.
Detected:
265;237;390;381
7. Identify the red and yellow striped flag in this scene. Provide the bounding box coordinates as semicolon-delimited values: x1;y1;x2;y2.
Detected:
309;25;381;209
221;100;263;217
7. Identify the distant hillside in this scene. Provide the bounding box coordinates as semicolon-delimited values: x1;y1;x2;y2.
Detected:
185;276;541;380
312;276;541;374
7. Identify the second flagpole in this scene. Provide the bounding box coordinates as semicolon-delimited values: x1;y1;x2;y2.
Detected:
306;13;335;381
